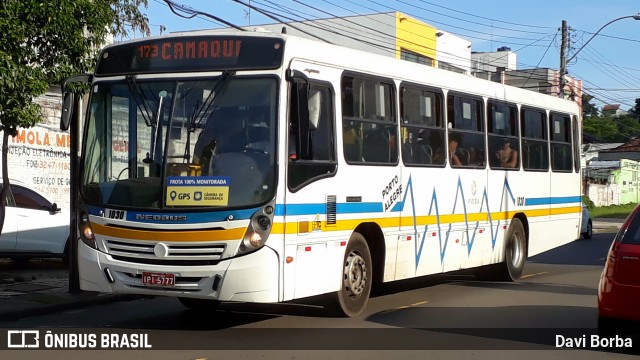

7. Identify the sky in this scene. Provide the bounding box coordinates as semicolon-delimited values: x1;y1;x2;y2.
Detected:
138;0;640;110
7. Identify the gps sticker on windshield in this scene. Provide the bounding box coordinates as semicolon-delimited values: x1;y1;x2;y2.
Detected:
166;176;230;206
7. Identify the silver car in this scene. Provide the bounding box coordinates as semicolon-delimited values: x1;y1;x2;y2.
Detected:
581;203;593;239
0;180;70;264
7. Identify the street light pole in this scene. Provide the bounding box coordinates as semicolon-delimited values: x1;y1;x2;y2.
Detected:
560;13;640;98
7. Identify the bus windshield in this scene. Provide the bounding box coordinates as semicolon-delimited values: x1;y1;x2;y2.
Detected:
82;76;278;210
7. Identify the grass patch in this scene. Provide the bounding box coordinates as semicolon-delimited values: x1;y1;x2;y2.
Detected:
589;203;637;219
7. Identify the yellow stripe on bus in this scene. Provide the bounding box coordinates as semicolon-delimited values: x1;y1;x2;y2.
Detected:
91;222;246;242
271;206;581;235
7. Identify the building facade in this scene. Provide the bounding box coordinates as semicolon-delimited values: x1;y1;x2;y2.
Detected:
0;87;71;209
244;12;471;74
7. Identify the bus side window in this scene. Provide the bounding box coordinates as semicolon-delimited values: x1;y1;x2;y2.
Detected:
488;100;519;170
521;107;549;171
288;82;337;191
550;113;572;172
400;85;444;167
446;93;484;168
343;124;362;162
363;127;390;162
341;75;397;165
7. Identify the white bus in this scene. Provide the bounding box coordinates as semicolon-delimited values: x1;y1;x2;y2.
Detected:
61;30;583;317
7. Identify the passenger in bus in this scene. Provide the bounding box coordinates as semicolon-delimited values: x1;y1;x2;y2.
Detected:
448;133;462;166
496;140;518;168
428;131;445;165
469;146;484;167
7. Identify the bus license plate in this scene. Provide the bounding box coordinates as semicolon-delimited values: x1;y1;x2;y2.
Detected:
142;272;175;287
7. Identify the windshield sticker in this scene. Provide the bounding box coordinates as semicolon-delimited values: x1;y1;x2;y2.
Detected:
166;176;230;206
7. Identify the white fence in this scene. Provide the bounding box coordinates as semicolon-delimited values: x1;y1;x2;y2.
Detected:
587;183;620;207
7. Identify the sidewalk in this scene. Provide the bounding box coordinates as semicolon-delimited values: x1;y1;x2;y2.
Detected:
592;217;625;232
0;218;626;322
0;259;136;322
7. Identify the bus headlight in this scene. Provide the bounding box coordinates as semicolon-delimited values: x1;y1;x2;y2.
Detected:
248;231;263;247
238;203;274;254
79;212;97;249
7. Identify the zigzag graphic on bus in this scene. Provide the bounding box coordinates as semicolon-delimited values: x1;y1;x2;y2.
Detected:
400;175;516;269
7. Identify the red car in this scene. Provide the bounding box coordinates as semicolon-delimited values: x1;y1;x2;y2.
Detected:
598;204;640;328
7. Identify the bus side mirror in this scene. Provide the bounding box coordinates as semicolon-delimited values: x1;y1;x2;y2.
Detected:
60;74;93;131
60;92;74;131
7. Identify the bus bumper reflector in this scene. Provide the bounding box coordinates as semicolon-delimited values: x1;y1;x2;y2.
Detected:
104;268;115;284
212;274;222;291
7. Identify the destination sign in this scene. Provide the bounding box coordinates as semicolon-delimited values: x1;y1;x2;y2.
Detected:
95;35;284;76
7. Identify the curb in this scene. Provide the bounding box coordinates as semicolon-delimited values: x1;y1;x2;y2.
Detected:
0;293;143;322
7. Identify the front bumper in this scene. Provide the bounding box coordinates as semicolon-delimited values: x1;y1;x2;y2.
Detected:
78;241;280;303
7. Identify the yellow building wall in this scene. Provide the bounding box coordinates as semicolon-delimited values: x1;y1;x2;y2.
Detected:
395;12;437;65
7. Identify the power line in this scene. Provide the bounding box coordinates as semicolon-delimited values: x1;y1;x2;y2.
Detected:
232;0;335;43
252;0;564;79
239;0;582;90
393;0;551;35
162;0;245;30
408;0;555;30
151;0;225;27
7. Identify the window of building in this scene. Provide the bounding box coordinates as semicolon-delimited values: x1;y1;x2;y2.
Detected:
438;61;466;74
400;48;434;67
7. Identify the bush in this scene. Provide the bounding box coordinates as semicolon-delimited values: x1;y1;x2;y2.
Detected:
582;196;595;210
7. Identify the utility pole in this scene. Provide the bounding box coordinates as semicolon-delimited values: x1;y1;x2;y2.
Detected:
559;20;568;98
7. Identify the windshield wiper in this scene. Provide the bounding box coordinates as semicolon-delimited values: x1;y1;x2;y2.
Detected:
188;70;236;132
143;90;169;165
126;75;154;127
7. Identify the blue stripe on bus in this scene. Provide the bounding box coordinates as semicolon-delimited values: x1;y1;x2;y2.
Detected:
274;202;383;216
87;206;257;223
525;196;582;206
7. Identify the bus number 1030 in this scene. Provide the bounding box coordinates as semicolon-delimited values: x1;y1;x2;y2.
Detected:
106;210;125;220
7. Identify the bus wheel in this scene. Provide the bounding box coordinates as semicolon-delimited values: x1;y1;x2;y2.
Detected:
502;218;526;281
178;297;221;311
474;218;526;281
332;232;372;317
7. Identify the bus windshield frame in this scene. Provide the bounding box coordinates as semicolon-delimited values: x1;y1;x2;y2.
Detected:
81;75;279;211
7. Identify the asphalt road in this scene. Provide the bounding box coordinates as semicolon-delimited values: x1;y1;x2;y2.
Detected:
1;230;638;360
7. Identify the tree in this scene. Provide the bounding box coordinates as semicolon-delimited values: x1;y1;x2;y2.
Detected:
583;115;640;142
0;0;150;235
581;93;599;118
582;117;621;142
631;98;640;117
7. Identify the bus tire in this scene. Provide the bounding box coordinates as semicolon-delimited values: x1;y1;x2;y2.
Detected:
331;232;372;317
582;220;593;239
501;218;526;281
178;297;221;311
474;218;526;281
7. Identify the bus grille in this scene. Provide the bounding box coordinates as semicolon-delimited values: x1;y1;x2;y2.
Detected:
104;239;226;263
